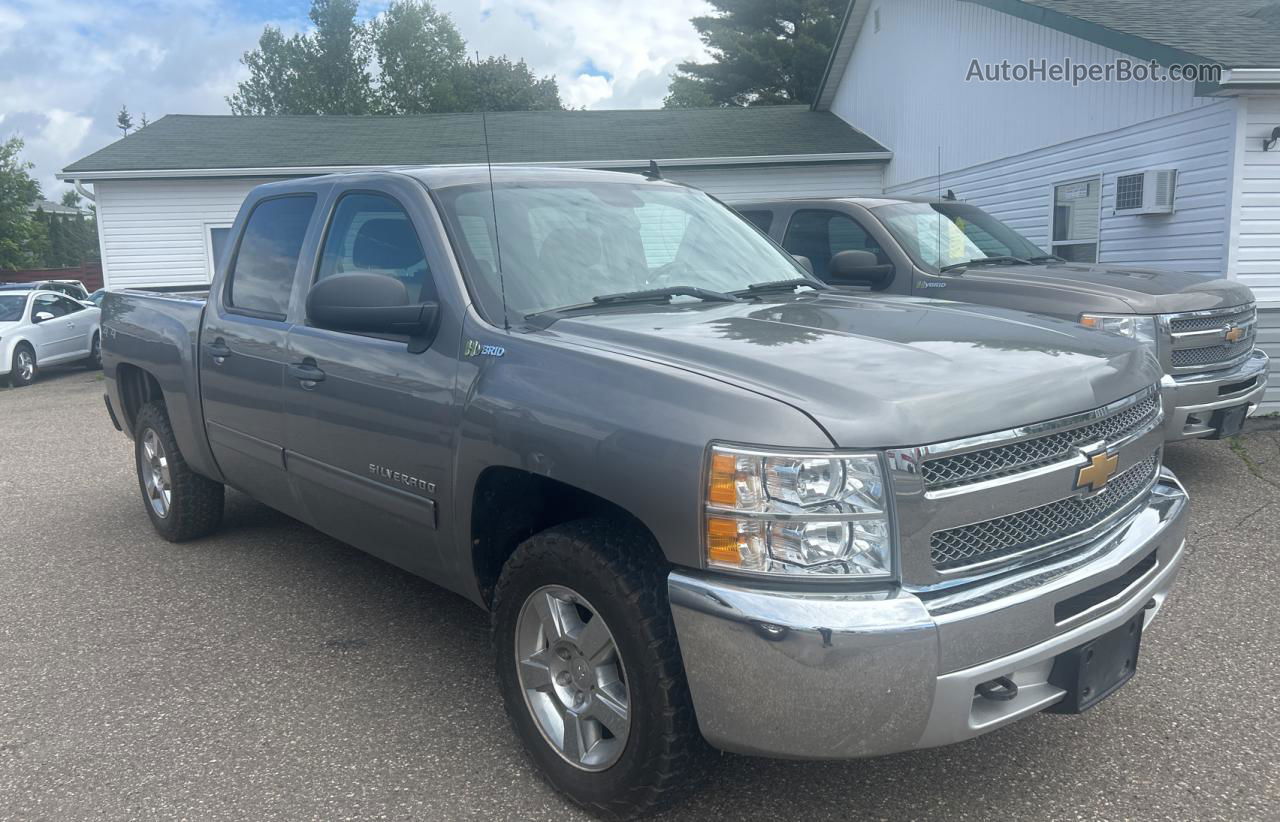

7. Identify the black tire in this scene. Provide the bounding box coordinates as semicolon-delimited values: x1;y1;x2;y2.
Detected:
492;518;706;819
83;332;102;370
9;343;36;387
133;402;224;541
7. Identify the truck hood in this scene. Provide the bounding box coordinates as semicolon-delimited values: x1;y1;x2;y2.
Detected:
963;262;1254;314
538;292;1161;448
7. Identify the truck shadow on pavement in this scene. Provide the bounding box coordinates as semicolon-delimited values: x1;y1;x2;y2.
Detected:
172;484;1193;820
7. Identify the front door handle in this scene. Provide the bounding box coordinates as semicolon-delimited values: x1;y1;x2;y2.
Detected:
288;362;326;383
205;339;232;362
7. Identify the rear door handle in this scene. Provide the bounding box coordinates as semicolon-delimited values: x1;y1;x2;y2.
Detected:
205;339;232;361
288;362;326;383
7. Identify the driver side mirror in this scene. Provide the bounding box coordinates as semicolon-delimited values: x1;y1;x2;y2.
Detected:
33;311;55;323
791;254;814;275
827;250;894;289
306;272;439;351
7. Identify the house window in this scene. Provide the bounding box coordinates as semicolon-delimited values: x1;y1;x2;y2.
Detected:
206;224;233;280
1051;177;1100;263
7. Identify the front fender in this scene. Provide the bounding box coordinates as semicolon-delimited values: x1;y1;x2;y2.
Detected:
450;318;833;600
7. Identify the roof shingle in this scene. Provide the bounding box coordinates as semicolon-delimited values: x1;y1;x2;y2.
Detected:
61;107;889;175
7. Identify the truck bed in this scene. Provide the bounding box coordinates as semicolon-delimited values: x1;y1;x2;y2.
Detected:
101;289;212;476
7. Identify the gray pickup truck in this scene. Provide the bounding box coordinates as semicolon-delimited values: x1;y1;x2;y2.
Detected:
102;167;1187;819
735;198;1268;442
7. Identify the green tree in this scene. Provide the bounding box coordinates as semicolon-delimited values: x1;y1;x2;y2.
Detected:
229;0;372;114
0;137;46;271
452;56;564;112
371;0;466;113
228;0;563;115
665;0;847;108
60;189;81;209
116;105;134;136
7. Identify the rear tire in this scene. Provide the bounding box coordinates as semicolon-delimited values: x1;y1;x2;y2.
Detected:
9;344;36;387
492;518;706;819
133;402;224;541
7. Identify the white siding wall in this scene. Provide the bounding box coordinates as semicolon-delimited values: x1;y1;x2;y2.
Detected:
886;100;1238;275
1235;95;1280;304
1237;95;1280;411
665;162;884;200
829;0;1213;190
95;178;279;290
93;165;885;291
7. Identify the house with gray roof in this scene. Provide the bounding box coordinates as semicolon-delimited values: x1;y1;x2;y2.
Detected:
813;0;1280;410
56;0;1280;410
56;107;889;290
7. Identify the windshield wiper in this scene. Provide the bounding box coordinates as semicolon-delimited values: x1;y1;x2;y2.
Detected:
1026;254;1065;263
591;286;743;305
939;255;1031;272
733;278;828;296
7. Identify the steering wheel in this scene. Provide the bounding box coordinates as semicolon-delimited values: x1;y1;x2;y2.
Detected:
645;260;693;288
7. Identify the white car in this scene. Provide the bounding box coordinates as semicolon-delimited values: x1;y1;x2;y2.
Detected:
0;289;102;387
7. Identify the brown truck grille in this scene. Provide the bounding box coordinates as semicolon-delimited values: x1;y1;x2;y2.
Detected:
1171;338;1254;369
921;392;1158;490
1167;304;1257;373
930;453;1160;572
1168;305;1254;334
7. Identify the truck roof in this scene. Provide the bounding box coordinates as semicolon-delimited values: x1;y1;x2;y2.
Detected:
268;164;692;193
733;195;945;209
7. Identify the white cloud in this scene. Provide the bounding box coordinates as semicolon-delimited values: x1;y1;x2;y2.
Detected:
0;0;711;196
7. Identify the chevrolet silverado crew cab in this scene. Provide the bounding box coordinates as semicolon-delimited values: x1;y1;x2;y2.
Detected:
736;197;1268;442
102;167;1188;819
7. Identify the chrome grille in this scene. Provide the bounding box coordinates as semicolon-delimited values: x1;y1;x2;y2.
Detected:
1166;303;1257;373
921;392;1159;490
1171;338;1254;369
930;453;1160;571
1168;305;1254;333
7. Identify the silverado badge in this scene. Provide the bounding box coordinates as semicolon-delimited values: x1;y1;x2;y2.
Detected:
1223;324;1245;344
1075;451;1119;495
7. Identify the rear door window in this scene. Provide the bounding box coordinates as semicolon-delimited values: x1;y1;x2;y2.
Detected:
226;195;317;318
738;210;774;233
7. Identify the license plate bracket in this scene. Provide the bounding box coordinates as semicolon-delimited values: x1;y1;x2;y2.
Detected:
1206;404;1248;439
1045;613;1143;713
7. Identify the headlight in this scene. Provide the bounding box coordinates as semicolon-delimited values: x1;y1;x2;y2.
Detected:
704;445;894;579
1079;313;1158;346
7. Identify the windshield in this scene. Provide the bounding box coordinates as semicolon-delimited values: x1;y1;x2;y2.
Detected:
434;180;809;319
0;295;26;322
874;202;1048;270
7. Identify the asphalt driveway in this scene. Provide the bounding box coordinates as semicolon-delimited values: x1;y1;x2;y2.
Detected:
1;369;1277;821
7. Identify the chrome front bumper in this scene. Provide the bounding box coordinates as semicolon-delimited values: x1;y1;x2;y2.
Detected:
668;471;1189;760
1161;349;1269;441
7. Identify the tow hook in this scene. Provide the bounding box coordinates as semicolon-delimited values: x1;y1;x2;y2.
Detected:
976;675;1019;702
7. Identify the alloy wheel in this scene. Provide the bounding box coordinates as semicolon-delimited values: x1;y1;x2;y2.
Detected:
141;429;172;518
514;585;631;771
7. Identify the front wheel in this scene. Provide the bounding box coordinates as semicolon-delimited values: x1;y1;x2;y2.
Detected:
492;519;705;819
9;344;36;387
133;403;224;541
83;332;101;369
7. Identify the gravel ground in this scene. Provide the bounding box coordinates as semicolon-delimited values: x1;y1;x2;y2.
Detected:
1;367;1277;821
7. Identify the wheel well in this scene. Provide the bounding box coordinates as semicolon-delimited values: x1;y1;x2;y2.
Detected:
116;364;164;434
470;467;657;608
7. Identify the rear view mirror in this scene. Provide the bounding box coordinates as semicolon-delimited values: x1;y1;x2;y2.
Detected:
306;272;438;348
828;250;894;289
33;311;55;323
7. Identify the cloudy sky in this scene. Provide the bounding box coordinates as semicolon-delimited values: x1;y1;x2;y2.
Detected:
0;0;711;196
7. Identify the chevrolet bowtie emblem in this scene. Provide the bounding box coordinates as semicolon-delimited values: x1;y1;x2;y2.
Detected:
1076;451;1119;494
1224;324;1245;343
